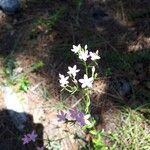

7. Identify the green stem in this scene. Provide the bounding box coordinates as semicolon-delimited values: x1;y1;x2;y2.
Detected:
84;61;88;76
85;91;90;114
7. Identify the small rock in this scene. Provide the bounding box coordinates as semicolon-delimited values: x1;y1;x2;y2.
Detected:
1;86;27;131
0;0;20;13
92;9;108;20
112;79;131;97
90;5;111;23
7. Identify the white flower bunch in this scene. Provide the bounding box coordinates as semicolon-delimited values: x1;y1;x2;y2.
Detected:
59;44;100;91
71;44;100;61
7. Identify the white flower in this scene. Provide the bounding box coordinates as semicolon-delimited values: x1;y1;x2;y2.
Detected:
92;66;96;77
59;74;69;87
79;74;93;88
84;114;91;125
67;65;80;77
92;66;95;74
89;50;100;61
71;44;81;53
79;50;89;61
84;45;88;50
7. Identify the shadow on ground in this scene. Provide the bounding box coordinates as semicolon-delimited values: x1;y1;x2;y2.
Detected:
0;109;44;150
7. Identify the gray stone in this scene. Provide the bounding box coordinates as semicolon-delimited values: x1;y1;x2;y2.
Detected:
1;86;27;131
0;0;20;13
112;79;131;97
92;9;108;20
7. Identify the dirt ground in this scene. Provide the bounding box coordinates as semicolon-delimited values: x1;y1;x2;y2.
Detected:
0;0;149;149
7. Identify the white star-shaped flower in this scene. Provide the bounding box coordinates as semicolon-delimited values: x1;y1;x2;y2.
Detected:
79;50;89;62
59;74;69;87
67;65;80;77
84;114;91;125
71;44;81;53
92;66;95;74
89;50;100;61
79;74;93;88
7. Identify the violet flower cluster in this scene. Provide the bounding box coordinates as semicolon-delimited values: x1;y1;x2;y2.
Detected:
22;130;44;150
57;108;90;126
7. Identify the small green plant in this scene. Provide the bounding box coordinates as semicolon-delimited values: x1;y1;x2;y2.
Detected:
16;61;44;92
47;138;61;150
107;107;150;150
18;77;29;92
2;58;44;93
105;67;112;76
12;60;44;79
29;7;66;39
90;130;108;150
30;60;44;72
3;55;17;78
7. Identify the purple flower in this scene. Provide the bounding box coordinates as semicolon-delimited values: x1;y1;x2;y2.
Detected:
69;108;78;119
69;108;86;126
22;135;31;145
76;112;86;126
57;111;67;122
27;130;38;142
37;146;44;150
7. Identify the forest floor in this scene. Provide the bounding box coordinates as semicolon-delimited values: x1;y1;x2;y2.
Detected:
0;0;150;149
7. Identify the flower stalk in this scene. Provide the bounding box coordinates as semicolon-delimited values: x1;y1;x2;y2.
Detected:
58;44;106;149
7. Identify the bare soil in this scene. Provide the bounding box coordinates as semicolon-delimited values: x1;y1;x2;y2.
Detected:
0;0;149;149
